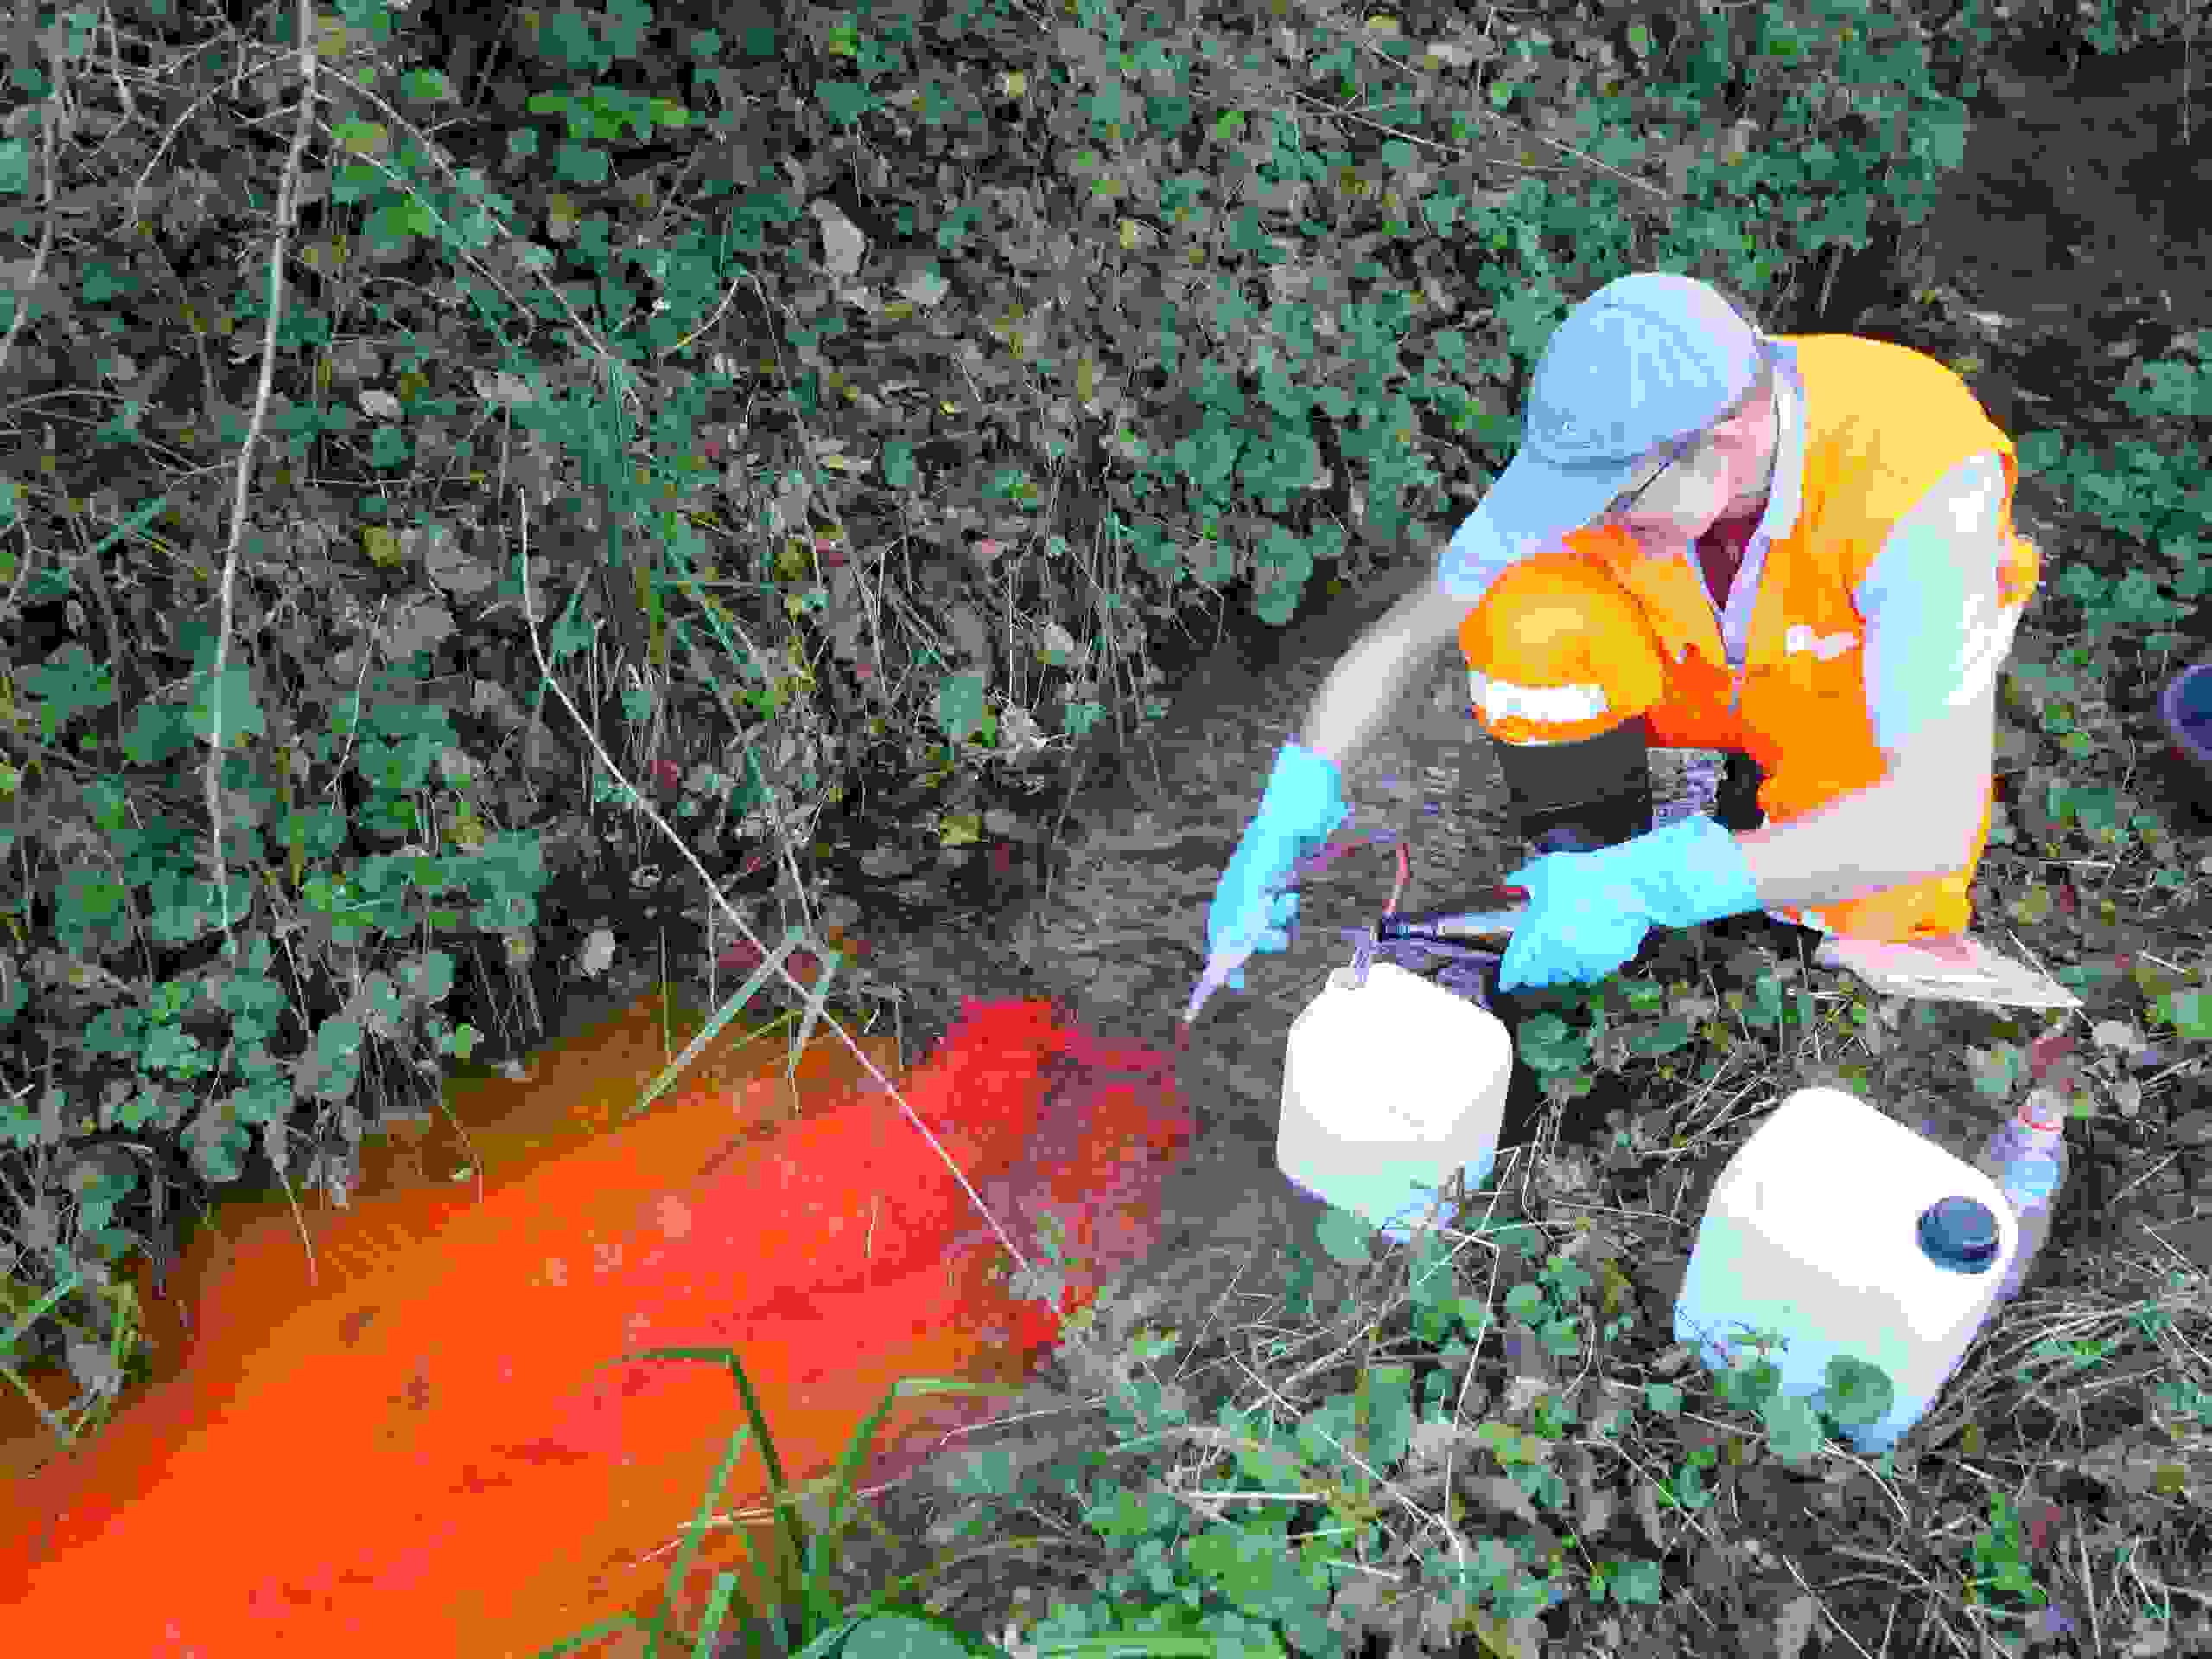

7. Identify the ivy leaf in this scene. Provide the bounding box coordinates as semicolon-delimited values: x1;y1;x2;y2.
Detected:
1760;1393;1824;1463
1609;1558;1662;1605
1540;1255;1593;1303
24;644;117;739
1629;1014;1693;1056
1516;1012;1590;1075
2158;988;2212;1040
1314;1206;1376;1266
934;672;986;744
814;79;879;126
1819;1356;1895;1427
1745;972;1785;1027
1966;1043;2025;1099
1715;1355;1781;1411
2015;430;2066;473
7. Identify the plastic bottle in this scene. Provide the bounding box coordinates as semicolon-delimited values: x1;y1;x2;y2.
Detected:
1971;1086;2069;1306
1672;1087;2023;1456
1278;961;1512;1240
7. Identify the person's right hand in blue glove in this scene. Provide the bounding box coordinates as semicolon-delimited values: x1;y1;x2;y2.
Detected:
1205;741;1350;991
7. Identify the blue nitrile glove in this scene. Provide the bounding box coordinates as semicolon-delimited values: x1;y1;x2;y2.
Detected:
1206;741;1351;990
1498;815;1761;991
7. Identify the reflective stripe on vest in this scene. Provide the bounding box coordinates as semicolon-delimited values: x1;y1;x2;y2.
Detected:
1955;595;2026;702
1468;669;1609;729
1783;624;1859;661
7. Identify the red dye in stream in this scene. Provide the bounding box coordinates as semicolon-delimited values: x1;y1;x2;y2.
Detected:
1;997;1191;1656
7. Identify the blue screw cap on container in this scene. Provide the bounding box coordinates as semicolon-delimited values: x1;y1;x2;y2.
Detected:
1917;1196;2000;1274
2157;664;2212;820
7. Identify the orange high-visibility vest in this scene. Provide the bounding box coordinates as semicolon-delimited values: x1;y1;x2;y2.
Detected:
1460;334;2040;938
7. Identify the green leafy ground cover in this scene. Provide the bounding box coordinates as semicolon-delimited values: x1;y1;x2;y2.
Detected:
2;0;2209;1653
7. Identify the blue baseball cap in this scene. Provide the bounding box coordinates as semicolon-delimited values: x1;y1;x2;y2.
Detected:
1457;272;1775;569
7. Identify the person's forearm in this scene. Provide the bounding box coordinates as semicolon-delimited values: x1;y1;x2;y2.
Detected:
1298;579;1469;772
1732;767;1986;912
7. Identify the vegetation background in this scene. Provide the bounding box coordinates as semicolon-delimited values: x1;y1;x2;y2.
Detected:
3;0;2210;1653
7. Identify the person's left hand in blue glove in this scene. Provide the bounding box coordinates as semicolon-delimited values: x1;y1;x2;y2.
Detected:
1497;815;1764;991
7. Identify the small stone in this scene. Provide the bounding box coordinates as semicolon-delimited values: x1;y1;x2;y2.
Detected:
859;846;913;879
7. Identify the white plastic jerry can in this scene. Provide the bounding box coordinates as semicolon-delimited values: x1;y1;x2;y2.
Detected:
1278;961;1513;1242
1675;1086;2019;1454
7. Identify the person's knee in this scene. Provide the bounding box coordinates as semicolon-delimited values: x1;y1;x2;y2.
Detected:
1459;559;1666;742
1464;559;1643;670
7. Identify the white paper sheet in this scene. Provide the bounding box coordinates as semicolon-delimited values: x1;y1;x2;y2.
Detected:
1812;933;2082;1010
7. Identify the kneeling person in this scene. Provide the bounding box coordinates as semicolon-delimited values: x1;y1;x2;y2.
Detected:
1207;271;2039;993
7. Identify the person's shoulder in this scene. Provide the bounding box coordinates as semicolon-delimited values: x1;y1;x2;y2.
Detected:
1781;332;1947;364
1786;334;1988;409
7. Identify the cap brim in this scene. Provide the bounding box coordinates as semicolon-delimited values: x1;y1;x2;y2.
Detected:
1467;446;1633;563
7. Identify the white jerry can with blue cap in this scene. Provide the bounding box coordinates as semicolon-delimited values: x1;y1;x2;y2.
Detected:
1675;1086;2018;1453
1278;960;1513;1242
